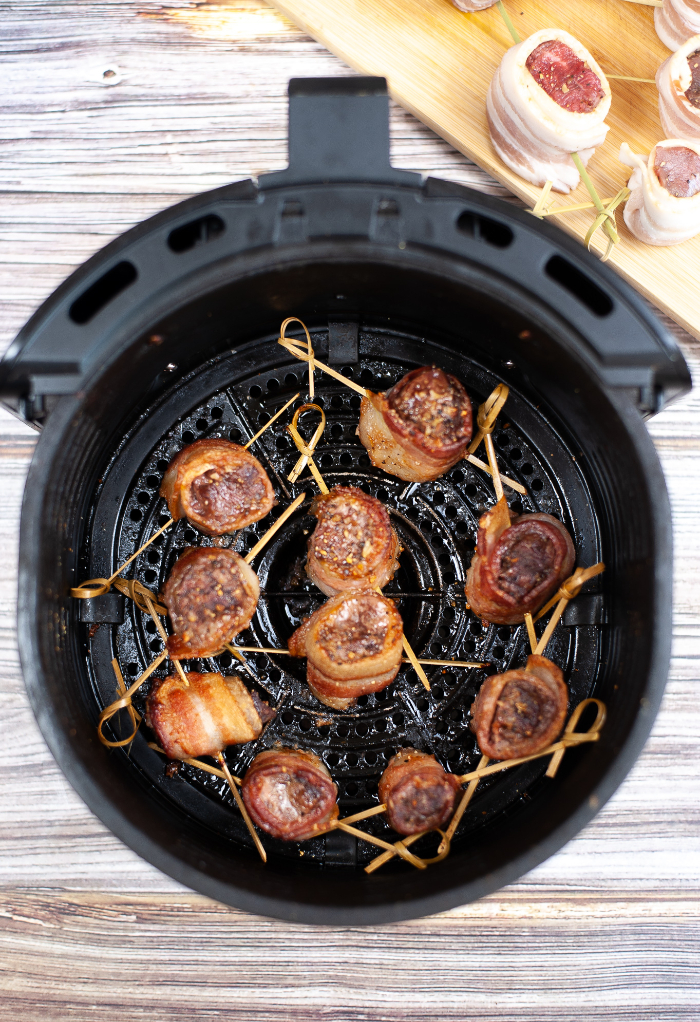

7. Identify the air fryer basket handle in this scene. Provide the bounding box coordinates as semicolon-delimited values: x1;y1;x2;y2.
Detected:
260;77;419;189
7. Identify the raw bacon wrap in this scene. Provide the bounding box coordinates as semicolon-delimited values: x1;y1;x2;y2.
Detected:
470;654;568;760
160;438;275;535
656;36;700;140
288;590;404;710
655;0;700;51
620;140;700;245
378;750;462;836
242;749;339;841
306;486;401;597
465;503;575;625
357;366;473;483
163;547;260;659
452;0;497;10
146;672;273;759
486;29;611;193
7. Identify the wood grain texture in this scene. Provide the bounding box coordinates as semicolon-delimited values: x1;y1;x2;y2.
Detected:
0;2;699;1018
266;0;700;340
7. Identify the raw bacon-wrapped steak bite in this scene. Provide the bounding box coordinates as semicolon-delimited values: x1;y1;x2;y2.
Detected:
487;29;611;193
306;486;401;597
656;35;700;140
471;654;568;759
378;750;462;836
160;439;275;535
655;0;700;51
466;503;575;625
146;672;274;760
452;0;497;10
288;590;404;710
163;547;259;659
358;367;473;483
241;749;339;841
620;140;700;245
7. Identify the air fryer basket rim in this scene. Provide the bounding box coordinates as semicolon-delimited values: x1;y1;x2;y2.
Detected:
9;76;685;924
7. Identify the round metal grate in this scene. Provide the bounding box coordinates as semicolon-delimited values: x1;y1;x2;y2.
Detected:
82;326;604;867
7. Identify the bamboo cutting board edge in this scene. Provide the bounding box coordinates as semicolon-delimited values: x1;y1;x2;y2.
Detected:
267;0;700;341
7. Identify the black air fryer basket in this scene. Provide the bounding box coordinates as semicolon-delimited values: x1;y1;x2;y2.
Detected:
1;78;690;924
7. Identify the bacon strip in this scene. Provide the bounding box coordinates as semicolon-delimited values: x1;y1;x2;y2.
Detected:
378;750;462;836
146;672;273;759
357;367;473;483
656;36;700;141
620;140;700;245
486;29;610;193
470;654;568;760
163;547;259;658
288;591;404;710
160;439;275;535
241;749;339;841
655;0;700;51
466;505;575;625
306;486;400;597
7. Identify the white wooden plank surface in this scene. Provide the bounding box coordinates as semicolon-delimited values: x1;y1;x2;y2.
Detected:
0;2;699;1019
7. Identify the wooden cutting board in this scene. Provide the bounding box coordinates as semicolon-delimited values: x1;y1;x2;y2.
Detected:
266;0;700;340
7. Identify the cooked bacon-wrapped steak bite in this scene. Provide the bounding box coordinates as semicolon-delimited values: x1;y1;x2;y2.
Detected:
163;547;259;659
466;504;575;625
655;0;700;51
288;590;404;710
160;439;275;535
358;367;473;483
470;654;567;759
378;750;462;836
620;140;700;245
487;29;611;193
241;748;339;841
306;486;401;597
656;36;700;140
146;672;274;760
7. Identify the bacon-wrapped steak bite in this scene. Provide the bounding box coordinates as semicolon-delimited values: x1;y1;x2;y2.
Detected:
655;0;700;52
378;750;462;836
656;36;700;141
358;367;473;483
163;547;259;658
146;672;274;759
620;140;700;246
160;439;275;535
306;486;401;596
487;29;610;193
466;504;575;625
241;748;339;841
288;590;404;710
470;654;567;759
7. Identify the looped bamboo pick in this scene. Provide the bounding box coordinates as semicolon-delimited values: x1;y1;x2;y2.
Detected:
465;384;527;497
70;516;174;600
524;561;606;657
112;578;167;616
278;319;367;397
98;651;167;748
286;402;329;492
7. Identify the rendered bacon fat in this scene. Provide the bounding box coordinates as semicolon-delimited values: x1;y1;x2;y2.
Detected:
655;0;700;51
487;29;611;193
306;486;401;596
357;367;473;483
146;672;274;760
378;750;462;836
620;140;700;245
241;748;339;841
163;547;259;658
160;439;275;535
470;654;568;759
466;503;575;625
656;36;700;141
288;591;404;710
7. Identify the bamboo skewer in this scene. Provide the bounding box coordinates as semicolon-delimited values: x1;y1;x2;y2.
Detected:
216;751;267;862
525;563;606;656
98;650;168;747
227;645;487;668
71;517;174;600
244;392;301;449
144;593;188;686
286;403;329;492
244;491;307;563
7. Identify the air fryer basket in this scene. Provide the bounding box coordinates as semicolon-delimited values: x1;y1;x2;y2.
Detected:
2;78;690;924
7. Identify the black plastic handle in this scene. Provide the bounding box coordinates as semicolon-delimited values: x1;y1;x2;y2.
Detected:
261;77;419;189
